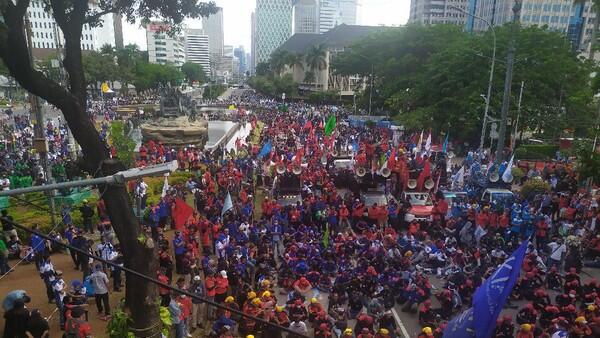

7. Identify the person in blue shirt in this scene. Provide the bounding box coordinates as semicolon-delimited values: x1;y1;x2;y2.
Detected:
148;203;160;240
173;231;186;274
270;220;284;260
30;224;46;270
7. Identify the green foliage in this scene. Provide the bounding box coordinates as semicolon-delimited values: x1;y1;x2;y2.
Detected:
109;121;136;168
255;62;271;76
574;140;600;183
160;306;172;337
144;171;194;205
308;90;338;104
83;51;118;89
181;62;208;85
511;166;525;179
515;144;559;160
107;305;135;338
521;179;551;200
332;24;595;141
133;62;183;92
248;74;298;98
202;84;227;100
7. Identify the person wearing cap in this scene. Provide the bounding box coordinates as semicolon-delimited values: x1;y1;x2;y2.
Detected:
214;270;229;304
341;328;354;338
516;323;534;338
64;306;92;338
189;275;206;331
78;199;95;234
241;297;263;335
89;263;111;320
417;326;433;338
572;316;592;337
3;298;30;338
308;297;324;324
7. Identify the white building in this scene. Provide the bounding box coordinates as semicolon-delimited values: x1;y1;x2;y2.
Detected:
26;0;122;54
319;0;357;34
253;0;293;67
202;6;224;69
184;29;211;76
146;22;186;66
408;0;468;26
294;0;320;34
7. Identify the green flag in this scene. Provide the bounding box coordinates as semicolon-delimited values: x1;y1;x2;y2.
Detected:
324;115;336;136
322;224;330;248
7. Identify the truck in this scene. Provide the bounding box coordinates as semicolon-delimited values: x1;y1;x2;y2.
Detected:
402;191;434;222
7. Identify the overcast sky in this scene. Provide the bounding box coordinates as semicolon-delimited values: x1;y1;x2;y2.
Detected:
122;0;410;51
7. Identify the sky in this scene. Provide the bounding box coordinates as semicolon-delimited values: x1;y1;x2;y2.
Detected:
122;0;410;51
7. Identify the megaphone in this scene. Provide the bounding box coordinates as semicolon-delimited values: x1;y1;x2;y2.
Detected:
380;167;391;178
332;149;339;157
407;179;417;190
502;173;514;183
276;164;286;175
424;178;435;190
292;165;302;175
356;167;366;177
447;151;455;159
489;172;500;183
320;155;328;166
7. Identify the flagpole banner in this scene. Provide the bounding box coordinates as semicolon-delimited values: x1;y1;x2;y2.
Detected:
324;115;336;136
502;154;514;182
443;307;474;338
222;191;233;216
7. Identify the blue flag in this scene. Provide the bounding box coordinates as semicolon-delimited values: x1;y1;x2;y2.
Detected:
257;140;272;159
222;192;233;216
444;240;528;338
442;133;449;153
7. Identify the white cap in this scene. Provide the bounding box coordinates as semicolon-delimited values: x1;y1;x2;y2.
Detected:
193;275;201;281
220;270;228;278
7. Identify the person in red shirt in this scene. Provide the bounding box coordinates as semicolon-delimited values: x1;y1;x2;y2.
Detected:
205;271;217;319
339;204;350;230
476;207;491;229
177;294;192;333
64;307;92;338
432;193;448;227
158;268;171;306
352;200;365;224
367;203;379;224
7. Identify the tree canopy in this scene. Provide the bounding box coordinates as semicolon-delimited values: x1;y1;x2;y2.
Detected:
181;62;207;85
332;24;596;142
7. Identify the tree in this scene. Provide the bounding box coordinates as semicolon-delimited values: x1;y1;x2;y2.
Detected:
255;61;271;76
82;51;118;92
0;59;8;76
286;53;304;71
269;49;290;76
0;0;217;335
181;62;207;85
133;62;183;92
304;44;327;90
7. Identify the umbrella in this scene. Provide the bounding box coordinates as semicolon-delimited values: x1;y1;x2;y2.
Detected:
3;290;29;311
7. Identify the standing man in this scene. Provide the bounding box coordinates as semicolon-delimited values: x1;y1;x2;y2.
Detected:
190;275;206;331
78;200;95;234
270;220;284;260
1;209;17;242
173;231;186;274
89;263;111;320
135;179;149;211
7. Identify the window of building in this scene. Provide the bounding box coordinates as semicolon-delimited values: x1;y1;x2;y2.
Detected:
563;5;570;12
551;16;559;23
522;15;530;22
43;22;46;28
542;15;549;23
553;4;561;12
542;4;551;11
561;16;568;23
534;4;542;10
50;42;54;48
532;15;540;21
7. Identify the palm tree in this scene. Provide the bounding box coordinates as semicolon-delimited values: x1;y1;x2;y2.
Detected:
286;53;304;71
269;49;290;77
304;44;327;90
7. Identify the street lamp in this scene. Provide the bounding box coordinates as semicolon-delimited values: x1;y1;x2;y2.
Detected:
448;5;496;151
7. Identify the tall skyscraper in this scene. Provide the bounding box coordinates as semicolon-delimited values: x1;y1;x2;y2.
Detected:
251;12;257;72
184;29;211;76
319;0;357;33
234;46;247;74
202;7;225;57
146;22;186;66
254;0;293;67
408;0;468;26
26;0;119;53
294;0;319;34
468;0;595;54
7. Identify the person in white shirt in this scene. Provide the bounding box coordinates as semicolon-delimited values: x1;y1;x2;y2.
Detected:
89;264;111;320
289;319;308;336
547;239;566;270
39;256;56;303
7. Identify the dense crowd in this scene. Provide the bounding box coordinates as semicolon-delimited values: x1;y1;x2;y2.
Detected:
0;91;599;338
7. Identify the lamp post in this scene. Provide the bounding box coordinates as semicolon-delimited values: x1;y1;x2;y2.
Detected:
448;5;496;151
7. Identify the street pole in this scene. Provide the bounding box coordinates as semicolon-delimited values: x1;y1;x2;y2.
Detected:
512;81;524;150
448;5;496;151
369;63;373;115
25;15;56;227
495;0;522;163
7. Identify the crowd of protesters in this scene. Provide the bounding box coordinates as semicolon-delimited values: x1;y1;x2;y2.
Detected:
1;90;600;338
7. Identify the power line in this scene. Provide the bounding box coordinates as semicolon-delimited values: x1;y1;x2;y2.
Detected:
4;218;309;338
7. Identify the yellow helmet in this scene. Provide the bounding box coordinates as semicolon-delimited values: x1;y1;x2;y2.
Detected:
380;328;389;335
422;327;433;335
276;305;285;312
520;324;531;332
246;336;255;338
247;291;257;300
343;328;353;335
262;291;271;298
310;297;318;304
404;251;413;257
587;304;597;311
225;296;234;303
575;316;587;324
251;298;262;306
261;279;270;286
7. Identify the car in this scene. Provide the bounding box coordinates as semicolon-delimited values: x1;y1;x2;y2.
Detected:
481;188;514;209
402;191;434;222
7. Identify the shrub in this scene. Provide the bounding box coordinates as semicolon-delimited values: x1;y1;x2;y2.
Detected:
515;144;558;160
521;179;551;200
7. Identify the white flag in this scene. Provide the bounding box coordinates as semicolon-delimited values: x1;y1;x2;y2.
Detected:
502;155;514;183
425;132;432;153
416;130;424;153
161;174;169;198
452;166;465;189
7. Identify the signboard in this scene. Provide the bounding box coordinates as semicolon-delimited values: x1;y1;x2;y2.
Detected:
147;22;170;33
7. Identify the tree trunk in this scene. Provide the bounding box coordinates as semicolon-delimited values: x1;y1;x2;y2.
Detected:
0;1;160;336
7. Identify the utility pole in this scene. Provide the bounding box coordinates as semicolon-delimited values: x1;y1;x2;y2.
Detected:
495;0;522;163
512;81;524;150
25;15;56;227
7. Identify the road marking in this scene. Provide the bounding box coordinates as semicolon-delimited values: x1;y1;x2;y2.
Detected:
391;308;411;338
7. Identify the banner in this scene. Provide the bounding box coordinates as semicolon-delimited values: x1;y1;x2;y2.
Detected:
222;191;233;216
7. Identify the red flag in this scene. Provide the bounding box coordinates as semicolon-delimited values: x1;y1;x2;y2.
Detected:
172;198;194;231
304;120;313;130
387;148;397;169
417;160;431;191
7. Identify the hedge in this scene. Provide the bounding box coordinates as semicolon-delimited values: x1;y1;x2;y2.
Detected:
514;144;558;160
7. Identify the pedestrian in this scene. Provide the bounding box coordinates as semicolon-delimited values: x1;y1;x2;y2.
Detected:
190;275;206;331
25;309;49;338
89;263;111;320
39;255;55;303
1;209;18;242
64;306;92;338
30;224;46;270
168;293;184;338
78;200;95;234
0;236;10;274
3;299;29;338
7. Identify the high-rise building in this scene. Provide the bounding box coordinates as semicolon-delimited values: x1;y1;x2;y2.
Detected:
319;0;357;33
146;22;186;66
294;0;319;34
408;0;468;26
234;46;247;74
26;0;120;55
251;12;257;72
468;0;596;54
253;0;293;67
184;29;211;75
202;7;224;57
